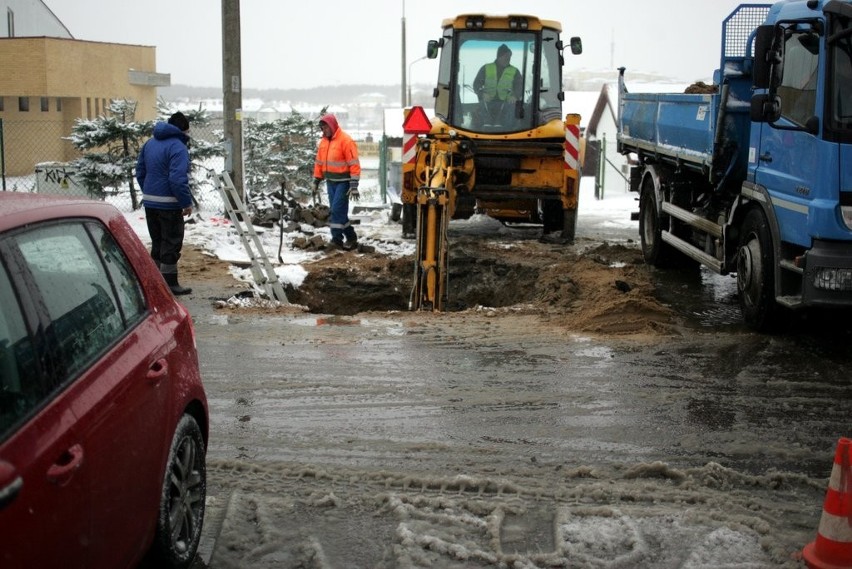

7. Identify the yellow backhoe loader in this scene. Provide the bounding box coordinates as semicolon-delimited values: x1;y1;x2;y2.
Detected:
402;14;583;311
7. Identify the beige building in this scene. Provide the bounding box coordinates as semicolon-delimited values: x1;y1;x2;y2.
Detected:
1;0;168;177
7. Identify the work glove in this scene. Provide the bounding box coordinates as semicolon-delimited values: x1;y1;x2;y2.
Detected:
348;181;360;201
312;178;322;199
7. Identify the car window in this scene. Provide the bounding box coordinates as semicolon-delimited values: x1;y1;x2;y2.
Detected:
87;223;146;325
0;266;40;436
16;222;129;379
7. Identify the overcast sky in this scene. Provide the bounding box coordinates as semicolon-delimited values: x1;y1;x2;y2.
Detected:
45;0;749;91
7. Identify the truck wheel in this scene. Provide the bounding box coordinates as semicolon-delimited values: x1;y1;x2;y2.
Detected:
401;203;416;239
561;208;577;243
390;203;402;223
639;183;671;267
737;209;778;331
542;199;563;234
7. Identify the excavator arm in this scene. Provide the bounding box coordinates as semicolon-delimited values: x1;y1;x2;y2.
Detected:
409;137;474;311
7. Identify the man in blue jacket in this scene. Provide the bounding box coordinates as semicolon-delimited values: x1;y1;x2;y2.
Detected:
137;111;193;295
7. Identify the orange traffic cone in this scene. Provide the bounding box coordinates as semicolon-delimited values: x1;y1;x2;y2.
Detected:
803;437;852;569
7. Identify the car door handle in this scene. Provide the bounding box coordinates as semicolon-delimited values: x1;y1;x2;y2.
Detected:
759;152;773;163
46;444;84;487
0;460;23;510
147;358;169;385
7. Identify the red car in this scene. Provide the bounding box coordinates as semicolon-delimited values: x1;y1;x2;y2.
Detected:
0;193;208;568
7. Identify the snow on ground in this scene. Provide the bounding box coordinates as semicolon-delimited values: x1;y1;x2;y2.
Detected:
123;177;639;295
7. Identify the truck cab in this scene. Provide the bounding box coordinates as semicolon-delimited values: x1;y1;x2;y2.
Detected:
749;0;852;317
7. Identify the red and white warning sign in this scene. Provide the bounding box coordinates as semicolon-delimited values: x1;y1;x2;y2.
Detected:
402;106;432;135
564;123;580;170
403;132;417;165
402;106;432;165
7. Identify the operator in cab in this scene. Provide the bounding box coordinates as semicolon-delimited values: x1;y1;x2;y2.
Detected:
473;44;523;126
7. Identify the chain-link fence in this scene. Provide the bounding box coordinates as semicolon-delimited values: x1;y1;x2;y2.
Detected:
1;115;388;215
1;117;226;213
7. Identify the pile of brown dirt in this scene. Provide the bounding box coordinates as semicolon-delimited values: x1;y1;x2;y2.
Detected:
684;81;718;94
182;232;681;338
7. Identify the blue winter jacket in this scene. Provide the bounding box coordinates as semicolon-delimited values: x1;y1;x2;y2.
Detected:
136;122;192;209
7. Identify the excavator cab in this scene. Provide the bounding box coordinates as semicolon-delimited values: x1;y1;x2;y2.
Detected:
428;15;581;135
405;14;583;311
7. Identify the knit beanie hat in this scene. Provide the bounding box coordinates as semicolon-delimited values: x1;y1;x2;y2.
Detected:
168;111;190;132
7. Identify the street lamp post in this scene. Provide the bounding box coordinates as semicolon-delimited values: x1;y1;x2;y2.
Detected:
401;0;406;107
407;56;428;107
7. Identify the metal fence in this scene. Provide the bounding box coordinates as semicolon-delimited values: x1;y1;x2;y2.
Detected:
0;117;226;213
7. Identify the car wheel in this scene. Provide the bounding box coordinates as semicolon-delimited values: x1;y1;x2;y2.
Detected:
150;414;206;568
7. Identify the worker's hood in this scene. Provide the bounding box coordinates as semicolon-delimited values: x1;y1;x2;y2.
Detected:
319;114;339;138
153;121;189;142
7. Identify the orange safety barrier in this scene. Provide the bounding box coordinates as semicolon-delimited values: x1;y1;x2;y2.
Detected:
804;437;852;569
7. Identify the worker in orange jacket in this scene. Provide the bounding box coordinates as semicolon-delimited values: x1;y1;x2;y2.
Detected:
313;114;361;250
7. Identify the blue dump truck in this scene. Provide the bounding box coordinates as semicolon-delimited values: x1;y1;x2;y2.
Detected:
617;1;852;330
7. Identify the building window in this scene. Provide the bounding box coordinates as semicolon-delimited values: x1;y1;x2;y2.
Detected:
7;9;14;37
40;97;49;112
0;97;4;112
56;98;62;112
86;97;91;118
18;97;29;112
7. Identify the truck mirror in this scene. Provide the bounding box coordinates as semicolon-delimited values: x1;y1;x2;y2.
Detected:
768;28;786;88
753;25;775;89
427;39;441;59
753;25;785;90
570;37;582;55
750;93;782;123
805;115;820;135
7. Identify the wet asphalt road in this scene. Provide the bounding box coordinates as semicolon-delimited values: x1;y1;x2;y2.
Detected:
179;205;852;568
179;274;852;567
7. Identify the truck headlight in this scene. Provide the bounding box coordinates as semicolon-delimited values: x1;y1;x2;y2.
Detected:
842;205;852;231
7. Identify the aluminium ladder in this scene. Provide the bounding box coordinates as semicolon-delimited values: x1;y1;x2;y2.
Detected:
214;171;289;303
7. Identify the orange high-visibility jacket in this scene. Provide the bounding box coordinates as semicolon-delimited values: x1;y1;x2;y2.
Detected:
313;115;361;184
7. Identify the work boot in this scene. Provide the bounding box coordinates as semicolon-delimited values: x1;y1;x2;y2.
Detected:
328;238;345;250
163;271;192;296
343;239;358;251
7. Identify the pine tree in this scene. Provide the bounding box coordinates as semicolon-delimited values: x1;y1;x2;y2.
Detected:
242;107;321;196
67;99;152;209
